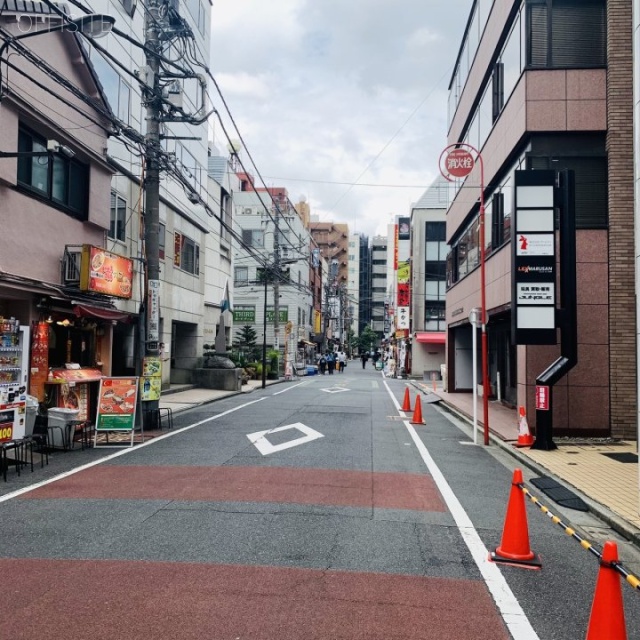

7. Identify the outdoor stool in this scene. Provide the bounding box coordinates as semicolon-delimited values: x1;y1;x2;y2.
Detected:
158;407;173;430
1;440;22;482
71;420;94;450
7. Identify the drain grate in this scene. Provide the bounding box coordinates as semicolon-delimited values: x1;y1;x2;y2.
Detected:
529;476;589;511
601;452;638;464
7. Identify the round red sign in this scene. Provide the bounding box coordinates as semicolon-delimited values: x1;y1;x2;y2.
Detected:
444;148;475;178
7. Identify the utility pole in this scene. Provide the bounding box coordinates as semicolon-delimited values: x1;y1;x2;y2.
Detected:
272;201;281;355
141;0;163;424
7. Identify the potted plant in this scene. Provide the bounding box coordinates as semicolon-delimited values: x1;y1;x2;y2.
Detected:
267;349;279;379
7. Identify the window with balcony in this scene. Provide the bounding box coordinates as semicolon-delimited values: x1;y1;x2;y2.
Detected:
234;266;249;283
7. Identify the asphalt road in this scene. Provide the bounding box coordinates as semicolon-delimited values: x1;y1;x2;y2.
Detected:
1;365;639;639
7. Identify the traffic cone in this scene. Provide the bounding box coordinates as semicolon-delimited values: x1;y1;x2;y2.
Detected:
489;469;541;569
515;406;534;447
410;394;425;425
402;387;412;412
586;541;627;640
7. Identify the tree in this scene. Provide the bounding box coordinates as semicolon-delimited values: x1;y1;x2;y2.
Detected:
357;326;377;354
233;325;260;362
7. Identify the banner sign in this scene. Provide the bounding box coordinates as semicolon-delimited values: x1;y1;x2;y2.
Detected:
512;170;557;345
95;377;138;431
398;217;410;240
233;305;256;323
536;385;550;410
266;307;288;322
140;357;161;401
397;306;410;330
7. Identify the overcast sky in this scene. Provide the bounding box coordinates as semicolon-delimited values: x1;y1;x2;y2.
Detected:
210;0;472;239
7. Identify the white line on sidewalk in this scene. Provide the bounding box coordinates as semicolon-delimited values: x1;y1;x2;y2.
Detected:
0;397;267;504
382;380;539;640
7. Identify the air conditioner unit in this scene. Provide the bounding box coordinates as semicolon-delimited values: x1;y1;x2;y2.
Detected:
62;250;82;284
243;208;252;215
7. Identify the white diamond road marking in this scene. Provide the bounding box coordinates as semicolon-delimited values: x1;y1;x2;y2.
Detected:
320;387;349;394
246;422;324;455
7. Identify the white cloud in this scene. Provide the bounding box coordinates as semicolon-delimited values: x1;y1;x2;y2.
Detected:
210;0;472;238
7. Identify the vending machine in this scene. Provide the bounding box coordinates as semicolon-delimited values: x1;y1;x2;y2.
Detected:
0;318;30;442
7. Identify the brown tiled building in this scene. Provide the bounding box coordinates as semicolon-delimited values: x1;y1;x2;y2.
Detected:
445;0;635;438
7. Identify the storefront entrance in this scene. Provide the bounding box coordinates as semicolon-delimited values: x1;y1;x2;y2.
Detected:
170;321;198;384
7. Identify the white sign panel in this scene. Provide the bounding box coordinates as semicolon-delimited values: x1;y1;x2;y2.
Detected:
516;234;554;256
516;209;554;232
516;283;555;305
516;185;554;208
397;306;410;330
517;306;555;329
147;279;160;342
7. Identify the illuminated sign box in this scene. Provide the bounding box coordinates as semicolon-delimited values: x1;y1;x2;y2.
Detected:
80;245;134;300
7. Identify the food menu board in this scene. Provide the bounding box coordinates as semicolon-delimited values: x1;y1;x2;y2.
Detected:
95;377;138;431
58;383;89;421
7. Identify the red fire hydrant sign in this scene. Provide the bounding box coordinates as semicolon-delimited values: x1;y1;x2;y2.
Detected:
536;385;550;410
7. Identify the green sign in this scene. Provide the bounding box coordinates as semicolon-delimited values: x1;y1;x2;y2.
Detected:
266;307;288;322
233;306;256;323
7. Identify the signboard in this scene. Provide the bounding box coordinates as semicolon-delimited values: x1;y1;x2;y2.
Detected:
512;171;557;345
444;148;475;178
147;279;160;343
140;357;161;402
398;217;410;240
266;307;288;322
397;306;410;330
29;321;49;401
80;245;134;299
536;385;550;410
397;283;410;307
95;377;138;431
58;382;89;421
233;305;256;323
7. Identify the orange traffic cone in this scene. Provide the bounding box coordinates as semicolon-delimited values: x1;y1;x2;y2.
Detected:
515;406;534;447
586;541;627;640
489;469;541;569
402;387;412;412
410;394;425;425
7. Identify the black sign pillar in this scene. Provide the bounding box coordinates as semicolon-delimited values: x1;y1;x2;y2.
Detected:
512;170;577;451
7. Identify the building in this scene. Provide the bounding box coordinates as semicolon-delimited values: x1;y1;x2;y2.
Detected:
354;234;371;335
0;3;116;415
445;0;633;437
231;182;313;363
410;179;449;380
347;234;361;342
370;235;388;340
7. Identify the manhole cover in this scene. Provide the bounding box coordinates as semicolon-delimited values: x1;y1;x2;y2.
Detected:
601;452;638;464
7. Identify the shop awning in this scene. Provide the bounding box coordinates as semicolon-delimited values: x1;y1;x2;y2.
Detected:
73;304;131;322
415;332;446;344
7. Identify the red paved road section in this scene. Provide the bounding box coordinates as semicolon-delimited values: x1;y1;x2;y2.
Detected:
25;465;447;511
0;559;509;639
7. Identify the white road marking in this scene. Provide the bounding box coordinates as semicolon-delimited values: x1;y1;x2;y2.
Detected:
320;387;349;394
382;380;539;640
0;397;267;504
272;381;308;395
247;422;324;455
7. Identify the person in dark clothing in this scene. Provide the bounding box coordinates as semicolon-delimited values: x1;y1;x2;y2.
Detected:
327;352;336;375
361;352;369;369
319;354;327;375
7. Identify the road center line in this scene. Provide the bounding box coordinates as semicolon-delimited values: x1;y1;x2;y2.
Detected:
0;397;267;504
382;380;539;640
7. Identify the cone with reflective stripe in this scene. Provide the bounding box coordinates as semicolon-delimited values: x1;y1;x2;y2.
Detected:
515;406;534;448
586;541;627;640
402;387;412;412
489;468;541;569
410;394;425;425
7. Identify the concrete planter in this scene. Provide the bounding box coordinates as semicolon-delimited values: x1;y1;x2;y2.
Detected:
191;367;243;391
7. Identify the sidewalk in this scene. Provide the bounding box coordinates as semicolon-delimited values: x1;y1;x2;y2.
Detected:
412;380;640;544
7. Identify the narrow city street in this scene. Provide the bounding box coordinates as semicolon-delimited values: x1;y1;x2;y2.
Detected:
1;366;639;639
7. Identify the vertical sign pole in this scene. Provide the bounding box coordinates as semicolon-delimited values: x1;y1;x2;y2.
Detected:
471;309;479;445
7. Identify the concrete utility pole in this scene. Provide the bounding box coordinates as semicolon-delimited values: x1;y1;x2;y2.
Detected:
141;0;163;421
272;201;281;353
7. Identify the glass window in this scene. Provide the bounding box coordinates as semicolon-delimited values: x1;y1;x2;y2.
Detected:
174;232;200;275
502;12;522;102
17;125;87;218
241;229;264;248
159;223;166;259
234;266;249;283
425;221;446;241
109;191;127;242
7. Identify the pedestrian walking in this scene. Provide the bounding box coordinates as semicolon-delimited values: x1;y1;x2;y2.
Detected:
338;351;346;373
319;354;327;375
361;352;368;369
327;351;335;375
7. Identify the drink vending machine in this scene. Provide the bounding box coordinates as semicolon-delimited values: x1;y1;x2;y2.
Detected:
0;317;30;442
